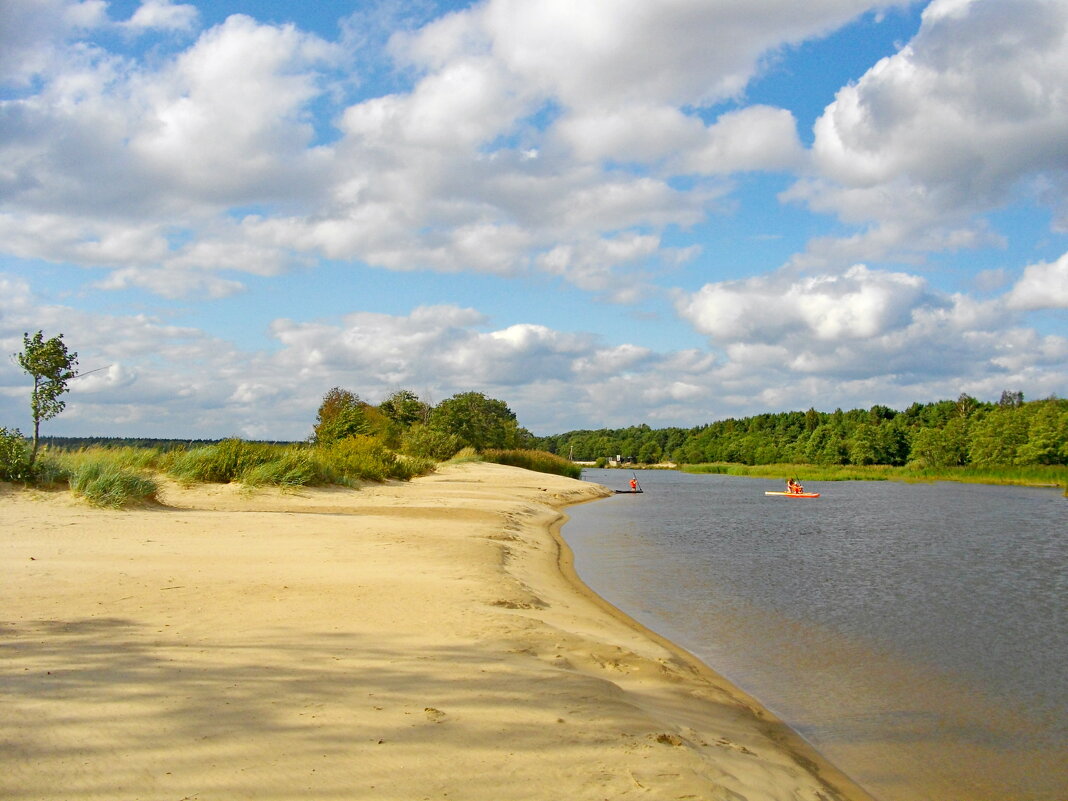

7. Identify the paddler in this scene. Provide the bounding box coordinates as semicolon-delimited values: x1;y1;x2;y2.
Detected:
629;477;638;492
786;478;803;494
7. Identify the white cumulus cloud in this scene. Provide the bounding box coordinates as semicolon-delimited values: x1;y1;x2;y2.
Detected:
1006;251;1068;311
789;0;1068;265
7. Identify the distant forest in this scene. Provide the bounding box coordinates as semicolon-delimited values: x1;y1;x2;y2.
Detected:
532;393;1068;468
38;436;299;451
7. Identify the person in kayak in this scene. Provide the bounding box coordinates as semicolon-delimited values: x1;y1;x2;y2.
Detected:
629;477;638;492
786;478;804;494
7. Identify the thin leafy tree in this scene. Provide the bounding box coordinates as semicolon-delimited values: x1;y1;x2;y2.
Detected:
16;331;79;468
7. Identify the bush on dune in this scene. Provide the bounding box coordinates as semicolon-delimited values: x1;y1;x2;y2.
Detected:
400;425;462;461
0;427;33;482
317;435;433;484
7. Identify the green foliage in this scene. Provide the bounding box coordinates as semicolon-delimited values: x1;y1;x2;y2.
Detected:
428;392;523;451
481;449;583;479
15;331;78;466
378;389;430;446
69;461;159;508
0;427;33;482
316;435;404;483
379;389;428;426
401;424;463;460
313;387;372;445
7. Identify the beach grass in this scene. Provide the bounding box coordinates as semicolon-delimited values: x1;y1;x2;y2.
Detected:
166;438;280;484
480;448;584;479
68;461;161;508
39;437;436;493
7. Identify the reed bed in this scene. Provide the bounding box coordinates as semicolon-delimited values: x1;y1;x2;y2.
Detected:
682;461;1068;489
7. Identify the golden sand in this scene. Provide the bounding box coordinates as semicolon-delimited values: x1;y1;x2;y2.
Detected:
1;462;872;800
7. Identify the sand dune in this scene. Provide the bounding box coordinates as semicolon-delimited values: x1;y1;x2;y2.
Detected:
1;462;872;800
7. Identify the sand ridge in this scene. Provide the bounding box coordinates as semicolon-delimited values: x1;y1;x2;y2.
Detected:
1;462;873;800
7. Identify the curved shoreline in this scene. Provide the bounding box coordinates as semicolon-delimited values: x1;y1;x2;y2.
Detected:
2;463;878;800
544;497;877;801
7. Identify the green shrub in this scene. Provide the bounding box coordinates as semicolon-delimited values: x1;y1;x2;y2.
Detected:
317;435;402;483
387;454;436;481
401;425;462;460
69;462;159;508
30;456;68;485
0;427;32;482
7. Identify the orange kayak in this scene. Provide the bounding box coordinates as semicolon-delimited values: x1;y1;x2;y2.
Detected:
764;490;821;498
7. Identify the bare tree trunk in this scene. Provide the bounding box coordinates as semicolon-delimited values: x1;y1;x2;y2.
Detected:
30;418;40;468
29;377;41;468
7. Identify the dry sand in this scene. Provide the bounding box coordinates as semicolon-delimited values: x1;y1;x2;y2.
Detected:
1;462;874;801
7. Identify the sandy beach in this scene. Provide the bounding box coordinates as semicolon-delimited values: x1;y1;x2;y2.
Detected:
2;462;873;801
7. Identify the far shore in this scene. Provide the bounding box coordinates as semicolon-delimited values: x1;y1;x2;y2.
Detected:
665;461;1067;489
2;462;874;800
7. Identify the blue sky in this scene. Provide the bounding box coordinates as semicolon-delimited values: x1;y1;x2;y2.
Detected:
2;0;1066;440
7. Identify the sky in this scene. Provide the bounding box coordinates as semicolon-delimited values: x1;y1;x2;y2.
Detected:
1;0;1066;441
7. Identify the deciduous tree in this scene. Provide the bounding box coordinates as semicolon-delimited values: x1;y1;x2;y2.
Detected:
16;331;78;468
428;391;522;451
313;387;370;445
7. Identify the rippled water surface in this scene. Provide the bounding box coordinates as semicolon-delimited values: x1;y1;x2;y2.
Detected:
563;470;1067;801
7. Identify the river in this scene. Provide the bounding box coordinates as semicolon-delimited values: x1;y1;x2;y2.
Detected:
562;469;1067;801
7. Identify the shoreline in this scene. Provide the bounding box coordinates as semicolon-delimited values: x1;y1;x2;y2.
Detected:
2;463;875;800
546;502;875;801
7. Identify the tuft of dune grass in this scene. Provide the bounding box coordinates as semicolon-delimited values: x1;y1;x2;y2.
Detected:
69;462;160;508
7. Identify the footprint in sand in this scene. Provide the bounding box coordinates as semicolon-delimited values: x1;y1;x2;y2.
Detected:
424;707;446;722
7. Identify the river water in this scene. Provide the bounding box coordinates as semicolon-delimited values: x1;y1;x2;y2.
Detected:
562;469;1067;801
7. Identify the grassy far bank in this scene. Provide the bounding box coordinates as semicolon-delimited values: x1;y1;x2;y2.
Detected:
680;461;1068;490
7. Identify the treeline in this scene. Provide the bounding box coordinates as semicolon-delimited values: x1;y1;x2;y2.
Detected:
312;387;533;458
533;393;1068;468
38;436;299;451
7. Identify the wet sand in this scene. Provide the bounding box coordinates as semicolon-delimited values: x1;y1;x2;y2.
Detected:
1;462;874;800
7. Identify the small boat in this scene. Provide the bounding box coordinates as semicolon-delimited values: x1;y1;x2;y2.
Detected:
764;490;820;498
614;488;644;494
